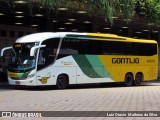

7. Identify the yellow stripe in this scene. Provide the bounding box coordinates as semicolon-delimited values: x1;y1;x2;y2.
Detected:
87;33;157;43
8;71;18;78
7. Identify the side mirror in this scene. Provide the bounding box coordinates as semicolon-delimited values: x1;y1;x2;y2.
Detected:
1;46;12;57
30;45;46;56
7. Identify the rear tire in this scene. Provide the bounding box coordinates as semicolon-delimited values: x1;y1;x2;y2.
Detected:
124;73;133;87
56;75;68;89
134;73;143;86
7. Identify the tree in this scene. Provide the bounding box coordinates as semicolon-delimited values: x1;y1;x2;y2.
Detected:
9;0;160;25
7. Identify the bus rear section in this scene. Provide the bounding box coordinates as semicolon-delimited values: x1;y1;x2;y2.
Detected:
98;39;158;86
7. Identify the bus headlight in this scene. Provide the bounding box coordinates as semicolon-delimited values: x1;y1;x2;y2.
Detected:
27;74;35;79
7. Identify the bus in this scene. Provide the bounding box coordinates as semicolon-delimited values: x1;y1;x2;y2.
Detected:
0;32;158;89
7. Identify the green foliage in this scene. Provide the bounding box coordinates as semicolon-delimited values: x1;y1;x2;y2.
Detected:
135;0;160;25
10;0;160;25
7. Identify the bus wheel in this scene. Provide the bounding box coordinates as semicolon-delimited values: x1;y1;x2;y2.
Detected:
124;73;133;87
56;75;68;89
134;73;143;86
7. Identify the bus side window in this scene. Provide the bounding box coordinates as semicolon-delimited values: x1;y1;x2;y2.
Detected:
45;49;55;65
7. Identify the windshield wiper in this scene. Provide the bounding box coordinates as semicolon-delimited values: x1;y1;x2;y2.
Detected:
12;48;16;56
17;55;26;72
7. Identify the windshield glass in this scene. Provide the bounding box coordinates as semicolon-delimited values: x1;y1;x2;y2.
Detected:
8;42;39;72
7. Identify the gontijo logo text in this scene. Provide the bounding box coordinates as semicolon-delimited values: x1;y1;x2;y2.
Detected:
112;58;139;64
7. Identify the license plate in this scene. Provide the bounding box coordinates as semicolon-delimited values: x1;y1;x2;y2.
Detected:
15;81;20;85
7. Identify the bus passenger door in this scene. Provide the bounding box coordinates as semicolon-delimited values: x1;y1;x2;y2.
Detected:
36;48;51;85
36;69;49;85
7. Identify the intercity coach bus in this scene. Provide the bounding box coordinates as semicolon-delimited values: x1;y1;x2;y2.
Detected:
0;32;158;89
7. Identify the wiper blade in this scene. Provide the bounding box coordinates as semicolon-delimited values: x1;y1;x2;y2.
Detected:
12;48;16;56
17;55;25;72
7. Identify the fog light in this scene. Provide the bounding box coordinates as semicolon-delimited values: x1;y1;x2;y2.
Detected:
27;74;35;79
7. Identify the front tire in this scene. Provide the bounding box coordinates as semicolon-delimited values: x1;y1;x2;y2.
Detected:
56;75;68;89
124;73;133;87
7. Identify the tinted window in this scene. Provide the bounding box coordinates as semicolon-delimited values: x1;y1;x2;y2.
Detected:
59;38;157;56
60;38;94;57
102;41;157;56
37;38;60;70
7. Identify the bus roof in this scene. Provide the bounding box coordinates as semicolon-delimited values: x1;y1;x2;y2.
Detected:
15;32;59;43
15;32;157;44
15;32;86;43
87;33;157;44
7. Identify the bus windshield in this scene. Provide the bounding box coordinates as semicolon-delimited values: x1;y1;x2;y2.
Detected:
8;42;39;72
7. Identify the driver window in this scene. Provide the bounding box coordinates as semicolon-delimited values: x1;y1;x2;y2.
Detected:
38;48;46;65
37;38;60;70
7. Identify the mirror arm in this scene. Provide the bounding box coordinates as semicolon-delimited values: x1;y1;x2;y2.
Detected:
30;45;46;56
1;46;12;57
